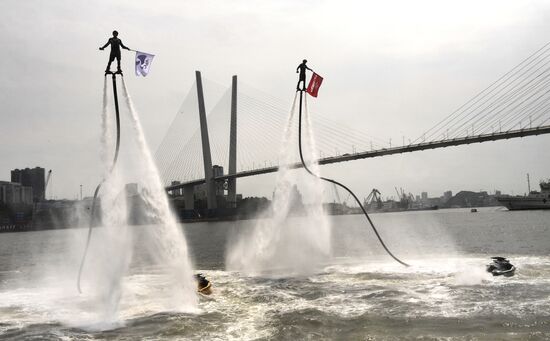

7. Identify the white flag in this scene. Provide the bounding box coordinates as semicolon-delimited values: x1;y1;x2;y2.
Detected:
135;51;155;77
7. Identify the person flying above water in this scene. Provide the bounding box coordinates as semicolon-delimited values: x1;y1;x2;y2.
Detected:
99;30;131;73
296;59;313;91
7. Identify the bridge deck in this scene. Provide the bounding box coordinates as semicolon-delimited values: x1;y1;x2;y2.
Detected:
166;125;550;191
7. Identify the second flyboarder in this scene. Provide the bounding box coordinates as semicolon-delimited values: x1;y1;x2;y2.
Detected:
296;59;313;91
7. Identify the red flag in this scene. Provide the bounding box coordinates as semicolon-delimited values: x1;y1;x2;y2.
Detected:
306;72;323;97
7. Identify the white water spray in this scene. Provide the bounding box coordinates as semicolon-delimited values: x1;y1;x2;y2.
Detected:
121;78;197;310
227;93;332;277
100;77;111;168
75;78;197;326
78;79;132;322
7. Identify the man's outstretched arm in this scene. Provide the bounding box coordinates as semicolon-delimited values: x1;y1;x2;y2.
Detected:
120;40;130;50
99;40;110;50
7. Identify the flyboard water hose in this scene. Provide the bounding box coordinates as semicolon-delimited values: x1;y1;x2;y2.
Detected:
77;71;123;293
297;90;409;267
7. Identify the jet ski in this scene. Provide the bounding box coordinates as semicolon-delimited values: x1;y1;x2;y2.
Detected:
195;273;212;295
486;257;515;277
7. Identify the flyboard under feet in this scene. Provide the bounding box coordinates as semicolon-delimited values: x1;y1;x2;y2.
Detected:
295;68;409;267
76;70;123;293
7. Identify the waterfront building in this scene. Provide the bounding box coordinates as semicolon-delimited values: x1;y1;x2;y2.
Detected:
421;191;428;205
443;190;453;203
170;181;181;196
0;181;33;205
213;165;225;197
10;167;45;202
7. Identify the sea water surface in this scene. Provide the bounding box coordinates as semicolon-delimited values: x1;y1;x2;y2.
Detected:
1;207;550;340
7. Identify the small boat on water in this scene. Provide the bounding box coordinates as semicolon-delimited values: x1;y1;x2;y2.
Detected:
470;208;478;213
486;257;515;277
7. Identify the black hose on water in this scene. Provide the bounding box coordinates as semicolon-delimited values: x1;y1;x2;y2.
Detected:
297;90;409;267
77;73;122;293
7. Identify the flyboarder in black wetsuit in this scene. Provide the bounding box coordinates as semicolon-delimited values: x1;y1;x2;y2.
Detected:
296;59;313;91
99;30;130;73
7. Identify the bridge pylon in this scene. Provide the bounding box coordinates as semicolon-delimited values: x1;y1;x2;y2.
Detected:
227;75;238;208
196;71;217;210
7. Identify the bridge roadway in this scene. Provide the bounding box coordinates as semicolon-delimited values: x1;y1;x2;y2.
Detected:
166;125;550;191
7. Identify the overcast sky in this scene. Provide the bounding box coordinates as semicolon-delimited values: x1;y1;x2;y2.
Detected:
1;0;550;201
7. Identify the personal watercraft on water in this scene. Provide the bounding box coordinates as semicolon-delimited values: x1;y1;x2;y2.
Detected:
195;273;212;295
486;257;515;277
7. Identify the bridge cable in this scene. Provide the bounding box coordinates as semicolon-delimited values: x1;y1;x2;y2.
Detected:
443;72;546;138
297;90;409;267
447;62;550;139
420;42;550;142
435;53;550;140
522;95;550;128
494;78;550;131
155;82;198;177
241;82;390;147
77;73;122;293
415;42;550;143
500;88;550;131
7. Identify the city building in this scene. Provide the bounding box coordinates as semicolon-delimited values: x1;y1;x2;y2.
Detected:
170;181;181;196
11;167;45;202
213;165;225;197
443;190;453;203
0;181;33;205
421;192;428;205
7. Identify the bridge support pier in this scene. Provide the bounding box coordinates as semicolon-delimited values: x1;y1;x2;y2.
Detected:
183;184;194;210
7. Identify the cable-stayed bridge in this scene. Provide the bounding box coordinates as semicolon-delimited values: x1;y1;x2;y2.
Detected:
156;43;550;211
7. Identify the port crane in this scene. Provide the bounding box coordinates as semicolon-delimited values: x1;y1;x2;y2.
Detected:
44;170;52;200
364;188;383;210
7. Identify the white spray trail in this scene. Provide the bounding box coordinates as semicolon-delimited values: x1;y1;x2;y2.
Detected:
94;171;132;322
302;95;332;255
302;94;410;267
77;78;132;324
100;77;111;169
75;78;196;326
121;78;197;310
227;92;332;277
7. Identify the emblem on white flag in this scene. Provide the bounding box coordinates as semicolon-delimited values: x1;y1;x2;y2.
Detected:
135;51;155;76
